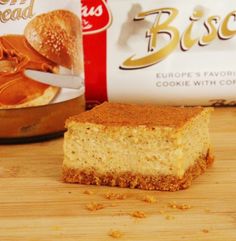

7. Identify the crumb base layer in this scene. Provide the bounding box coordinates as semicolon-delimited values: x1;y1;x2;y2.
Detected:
63;150;214;191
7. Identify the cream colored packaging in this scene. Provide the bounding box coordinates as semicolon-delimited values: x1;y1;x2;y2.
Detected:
82;0;236;107
0;0;84;141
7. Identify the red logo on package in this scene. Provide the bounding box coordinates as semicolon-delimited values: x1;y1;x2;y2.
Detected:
81;0;112;35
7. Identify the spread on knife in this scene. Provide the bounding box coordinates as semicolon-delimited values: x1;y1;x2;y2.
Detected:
0;35;58;108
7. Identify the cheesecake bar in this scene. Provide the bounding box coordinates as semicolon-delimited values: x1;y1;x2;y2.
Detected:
63;102;214;191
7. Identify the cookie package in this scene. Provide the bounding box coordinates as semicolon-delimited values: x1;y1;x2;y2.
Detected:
82;0;236;107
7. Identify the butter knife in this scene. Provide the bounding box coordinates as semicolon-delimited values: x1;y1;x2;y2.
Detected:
24;70;84;89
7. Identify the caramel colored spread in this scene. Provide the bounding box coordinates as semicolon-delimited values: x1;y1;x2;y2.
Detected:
0;35;57;106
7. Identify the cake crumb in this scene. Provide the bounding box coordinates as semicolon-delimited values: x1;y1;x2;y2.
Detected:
83;190;94;195
142;195;157;203
131;211;146;218
202;229;209;233
168;202;191;210
105;192;127;200
86;202;104;211
109;230;123;239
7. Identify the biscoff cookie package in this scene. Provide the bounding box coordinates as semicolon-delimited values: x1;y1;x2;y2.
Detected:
82;0;236;107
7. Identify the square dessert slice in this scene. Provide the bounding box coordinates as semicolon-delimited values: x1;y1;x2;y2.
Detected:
63;102;214;191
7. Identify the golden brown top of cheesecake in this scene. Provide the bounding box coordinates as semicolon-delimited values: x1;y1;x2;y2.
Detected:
67;102;209;128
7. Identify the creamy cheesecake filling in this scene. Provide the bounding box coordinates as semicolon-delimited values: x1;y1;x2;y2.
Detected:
178;109;211;176
64;124;178;176
63;110;211;178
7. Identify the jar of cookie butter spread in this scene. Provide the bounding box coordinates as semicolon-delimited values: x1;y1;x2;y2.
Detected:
0;0;85;143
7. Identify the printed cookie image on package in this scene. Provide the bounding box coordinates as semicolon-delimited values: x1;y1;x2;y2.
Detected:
0;0;85;141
